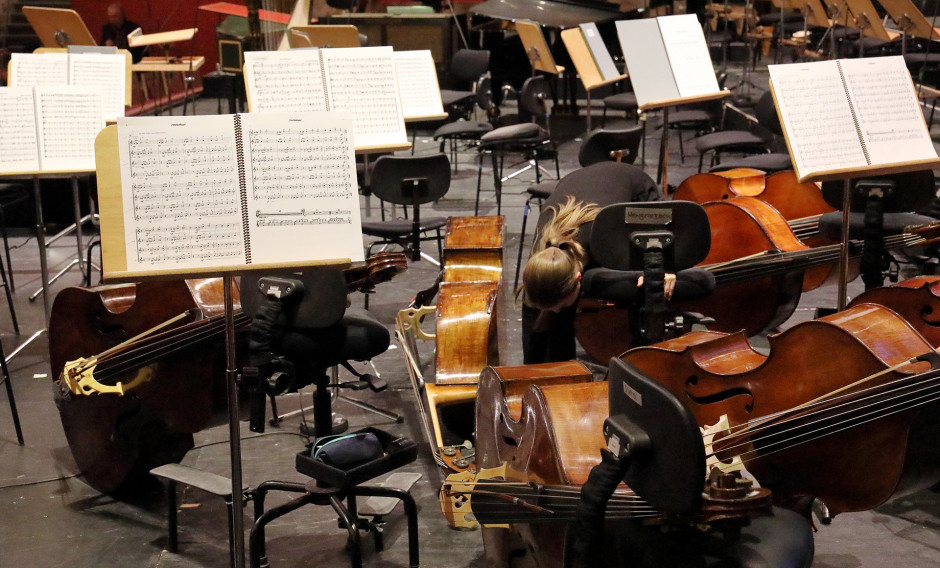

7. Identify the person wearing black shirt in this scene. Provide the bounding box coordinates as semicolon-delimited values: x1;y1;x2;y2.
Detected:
100;3;145;62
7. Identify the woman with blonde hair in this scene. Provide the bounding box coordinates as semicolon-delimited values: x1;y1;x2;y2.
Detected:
520;163;713;364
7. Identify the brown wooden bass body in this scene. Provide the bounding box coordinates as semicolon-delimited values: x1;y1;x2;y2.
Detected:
621;303;940;516
49;278;247;493
848;276;940;347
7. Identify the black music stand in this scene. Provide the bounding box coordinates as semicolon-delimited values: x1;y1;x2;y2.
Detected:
1;339;24;445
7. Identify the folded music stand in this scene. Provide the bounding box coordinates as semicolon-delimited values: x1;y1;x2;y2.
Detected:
22;7;97;48
288;25;361;48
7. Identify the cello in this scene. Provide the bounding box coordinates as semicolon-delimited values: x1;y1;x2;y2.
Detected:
49;278;250;493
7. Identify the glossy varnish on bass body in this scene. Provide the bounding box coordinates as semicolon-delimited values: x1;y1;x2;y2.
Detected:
621;303;940;516
48;278;248;493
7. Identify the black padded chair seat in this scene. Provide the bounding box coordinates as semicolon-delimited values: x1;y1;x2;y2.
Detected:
817;211;936;241
759;10;804;25
440;89;474;107
480;122;545;145
693;130;765;154
361;217;448;238
433;120;493;139
904;52;940;66
275;308;390;371
708;152;792;173
603;92;638;111
527;181;555;201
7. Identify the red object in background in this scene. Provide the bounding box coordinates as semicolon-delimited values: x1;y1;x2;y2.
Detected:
72;0;287;75
199;2;291;23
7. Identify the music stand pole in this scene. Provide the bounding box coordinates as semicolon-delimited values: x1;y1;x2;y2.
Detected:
837;178;851;311
224;273;246;568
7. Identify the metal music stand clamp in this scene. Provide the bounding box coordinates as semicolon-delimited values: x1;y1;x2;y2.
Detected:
589;201;713;345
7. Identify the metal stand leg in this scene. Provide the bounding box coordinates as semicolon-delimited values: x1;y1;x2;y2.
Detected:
1;339;24;445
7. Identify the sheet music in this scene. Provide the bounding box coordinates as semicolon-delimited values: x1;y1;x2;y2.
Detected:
243;49;328;113
657;14;720;97
34;86;104;172
117;115;245;271
9;53;68;87
240;112;364;263
393;50;445;119
68;53;126;120
580;23;620;82
839;56;937;164
322;47;408;148
616;19;680;106
0;87;40;173
768;61;867;177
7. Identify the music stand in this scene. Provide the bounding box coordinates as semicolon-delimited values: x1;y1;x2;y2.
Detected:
22;7;97;48
516;20;565;76
878;0;940;55
844;0;899;56
288;25;361;48
560;26;628;130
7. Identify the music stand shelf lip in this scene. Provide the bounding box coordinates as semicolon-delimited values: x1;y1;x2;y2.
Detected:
127;28;198;48
587;73;629;91
102;258;354;284
795;157;940;184
132;56;206;73
637;89;730;111
405;112;449;121
0;169;95;178
356;142;412;154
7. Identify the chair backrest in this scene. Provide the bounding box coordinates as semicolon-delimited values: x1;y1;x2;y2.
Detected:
589;201;711;272
449;49;490;85
578;125;644;167
518;75;551;122
369;153;451;206
755;89;782;135
239;267;348;330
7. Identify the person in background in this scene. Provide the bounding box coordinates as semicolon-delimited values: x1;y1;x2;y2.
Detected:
100;3;145;62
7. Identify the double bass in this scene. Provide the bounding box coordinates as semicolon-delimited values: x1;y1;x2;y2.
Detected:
49;278;249;493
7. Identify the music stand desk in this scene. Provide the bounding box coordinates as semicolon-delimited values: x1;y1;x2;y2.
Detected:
22;7;96;48
877;0;940;41
133;56;206;115
288;25;361;48
128;28;198;48
560;27;628;130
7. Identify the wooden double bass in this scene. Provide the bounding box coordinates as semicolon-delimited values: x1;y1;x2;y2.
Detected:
621;302;940;516
49;278;249;493
848;276;940;347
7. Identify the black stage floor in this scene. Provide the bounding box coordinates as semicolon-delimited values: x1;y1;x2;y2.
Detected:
3;62;940;568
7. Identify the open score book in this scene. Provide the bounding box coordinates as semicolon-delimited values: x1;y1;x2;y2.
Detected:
105;112;364;279
768;56;940;182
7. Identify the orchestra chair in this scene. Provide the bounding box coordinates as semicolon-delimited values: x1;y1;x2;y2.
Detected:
567;357;814;568
439;49;490;119
240;270;419;568
360;153;450;267
1;338;24;445
240;268;393;439
648;73;727;166
691;89;780;173
585;200;716;345
248;427;420;568
819;170;937;291
432;76;496;171
600;91;639;128
704;90;792;173
476;75;560;215
513;127;645;288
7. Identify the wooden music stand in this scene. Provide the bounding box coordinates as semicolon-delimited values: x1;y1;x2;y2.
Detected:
95;120;356;568
127;28;198;48
560;27;628;130
844;0;900;47
22;7;96;48
877;0;940;43
515;20;565;76
288;25;361;48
